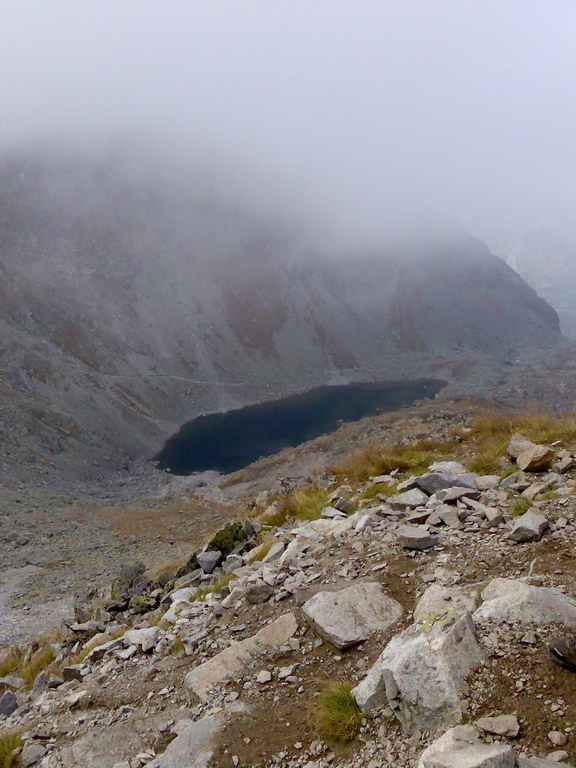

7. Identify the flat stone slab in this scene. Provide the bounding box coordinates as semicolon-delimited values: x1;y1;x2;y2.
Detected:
417;725;516;768
414;584;480;623
147;707;243;768
397;524;438;550
185;613;297;701
473;578;576;627
389;489;430;509
301;581;403;649
60;725;147;768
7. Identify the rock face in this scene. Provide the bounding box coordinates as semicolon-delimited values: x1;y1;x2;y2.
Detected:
301;581;403;649
417;725;516;768
473;578;576;627
0;150;566;479
352;612;484;732
184;613;298;701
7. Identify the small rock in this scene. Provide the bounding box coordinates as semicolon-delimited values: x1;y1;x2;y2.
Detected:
256;670;272;684
397;525;438;551
475;714;520;737
548;732;568;747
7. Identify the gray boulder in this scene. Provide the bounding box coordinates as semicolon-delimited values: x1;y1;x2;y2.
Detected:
415;472;476;495
474;578;576;627
507;510;548;542
0;690;18;716
196;551;222;574
417;725;516;768
185;613;297;701
475;714;520;737
518;759;574;768
352;612;484;732
301;581;403;649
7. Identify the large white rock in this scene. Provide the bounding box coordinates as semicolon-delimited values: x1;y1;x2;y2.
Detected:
417;725;516;768
473;578;576;627
414;585;480;623
301;581;403;649
352;612;484;733
185;613;297;701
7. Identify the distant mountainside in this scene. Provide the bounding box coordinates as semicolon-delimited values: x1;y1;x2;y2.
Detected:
506;228;576;339
0;151;571;479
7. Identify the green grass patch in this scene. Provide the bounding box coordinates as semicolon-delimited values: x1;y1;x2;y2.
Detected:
313;681;362;743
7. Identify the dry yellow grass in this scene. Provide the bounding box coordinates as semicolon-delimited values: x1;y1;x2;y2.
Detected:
19;645;55;687
330;438;449;482
244;533;278;564
0;648;22;679
0;730;22;768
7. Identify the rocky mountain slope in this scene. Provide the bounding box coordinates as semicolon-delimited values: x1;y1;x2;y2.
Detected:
0;150;572;481
3;404;576;768
505;228;576;339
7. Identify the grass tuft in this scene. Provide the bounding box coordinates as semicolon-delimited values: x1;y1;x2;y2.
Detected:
313;681;362;743
278;486;329;521
510;498;532;517
19;646;55;687
0;730;22;768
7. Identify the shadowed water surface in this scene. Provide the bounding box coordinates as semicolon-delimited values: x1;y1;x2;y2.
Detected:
156;379;445;475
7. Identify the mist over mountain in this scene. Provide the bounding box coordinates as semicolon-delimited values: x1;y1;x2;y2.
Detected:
0;149;571;481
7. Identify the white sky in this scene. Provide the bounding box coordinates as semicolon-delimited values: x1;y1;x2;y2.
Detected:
1;0;575;249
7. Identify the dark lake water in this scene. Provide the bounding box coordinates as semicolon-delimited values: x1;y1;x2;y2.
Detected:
155;379;445;475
